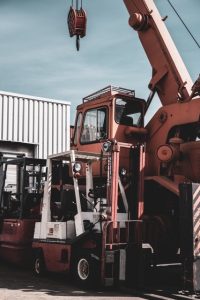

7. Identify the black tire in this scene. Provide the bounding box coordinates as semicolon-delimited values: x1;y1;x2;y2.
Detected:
33;251;46;277
73;253;99;288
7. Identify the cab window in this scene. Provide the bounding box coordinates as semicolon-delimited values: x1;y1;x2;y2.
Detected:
115;98;143;126
73;113;82;145
81;107;107;143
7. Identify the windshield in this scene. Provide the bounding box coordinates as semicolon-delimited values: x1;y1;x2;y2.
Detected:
80;107;107;143
115;98;143;127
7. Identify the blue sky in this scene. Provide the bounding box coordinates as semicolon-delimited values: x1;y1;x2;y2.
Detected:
0;0;199;124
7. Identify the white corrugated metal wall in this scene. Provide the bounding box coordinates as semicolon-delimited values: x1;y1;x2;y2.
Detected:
0;91;70;158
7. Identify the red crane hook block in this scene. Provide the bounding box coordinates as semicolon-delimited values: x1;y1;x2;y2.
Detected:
67;6;87;51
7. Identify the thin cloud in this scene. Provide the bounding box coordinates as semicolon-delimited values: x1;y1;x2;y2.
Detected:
0;0;199;125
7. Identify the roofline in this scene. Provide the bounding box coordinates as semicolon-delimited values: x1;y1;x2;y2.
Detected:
0;90;71;106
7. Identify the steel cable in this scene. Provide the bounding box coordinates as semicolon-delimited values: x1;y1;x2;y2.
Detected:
166;0;200;49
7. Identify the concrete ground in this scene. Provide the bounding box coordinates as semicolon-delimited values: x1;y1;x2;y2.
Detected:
0;261;144;300
0;261;199;300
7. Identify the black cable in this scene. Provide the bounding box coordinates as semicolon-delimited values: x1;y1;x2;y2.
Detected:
92;214;106;230
166;0;200;49
100;150;103;184
81;193;97;212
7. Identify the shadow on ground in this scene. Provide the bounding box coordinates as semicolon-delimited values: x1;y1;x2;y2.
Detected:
1;260;199;300
0;260;133;298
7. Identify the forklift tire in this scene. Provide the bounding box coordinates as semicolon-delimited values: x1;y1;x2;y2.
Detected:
73;253;99;287
33;251;46;277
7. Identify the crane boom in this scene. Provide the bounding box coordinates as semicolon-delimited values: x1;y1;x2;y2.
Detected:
123;0;193;105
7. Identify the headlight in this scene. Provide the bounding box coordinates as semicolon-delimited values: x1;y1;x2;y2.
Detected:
102;141;112;152
73;162;82;173
120;168;127;176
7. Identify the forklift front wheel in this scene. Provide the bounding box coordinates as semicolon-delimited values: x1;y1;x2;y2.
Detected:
33;252;46;276
77;257;90;281
74;254;99;287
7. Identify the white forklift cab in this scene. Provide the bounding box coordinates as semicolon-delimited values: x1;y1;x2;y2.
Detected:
33;146;143;287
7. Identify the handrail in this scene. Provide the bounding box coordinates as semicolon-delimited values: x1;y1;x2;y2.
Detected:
83;86;135;103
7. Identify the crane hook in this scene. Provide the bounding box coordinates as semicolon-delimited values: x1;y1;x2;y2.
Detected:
67;0;87;51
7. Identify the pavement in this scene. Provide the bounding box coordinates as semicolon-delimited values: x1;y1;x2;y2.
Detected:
0;261;144;300
1;261;200;300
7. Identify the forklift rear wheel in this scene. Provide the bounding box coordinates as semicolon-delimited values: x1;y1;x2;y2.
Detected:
33;252;46;276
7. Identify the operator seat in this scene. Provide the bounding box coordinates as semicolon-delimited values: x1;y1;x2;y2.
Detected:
60;189;77;220
120;115;133;126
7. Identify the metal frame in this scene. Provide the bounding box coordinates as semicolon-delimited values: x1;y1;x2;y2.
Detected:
83;86;135;103
0;156;46;219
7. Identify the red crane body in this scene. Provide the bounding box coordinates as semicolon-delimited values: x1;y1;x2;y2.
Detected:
69;0;200;289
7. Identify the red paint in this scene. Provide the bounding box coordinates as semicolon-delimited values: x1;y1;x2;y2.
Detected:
0;219;36;265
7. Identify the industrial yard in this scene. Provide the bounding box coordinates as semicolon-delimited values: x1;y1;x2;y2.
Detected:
0;0;200;298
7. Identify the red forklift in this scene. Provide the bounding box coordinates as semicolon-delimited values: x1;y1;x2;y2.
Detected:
32;149;144;287
0;154;46;265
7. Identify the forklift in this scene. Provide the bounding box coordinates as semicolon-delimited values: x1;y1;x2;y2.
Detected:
32;148;144;287
0;154;46;265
